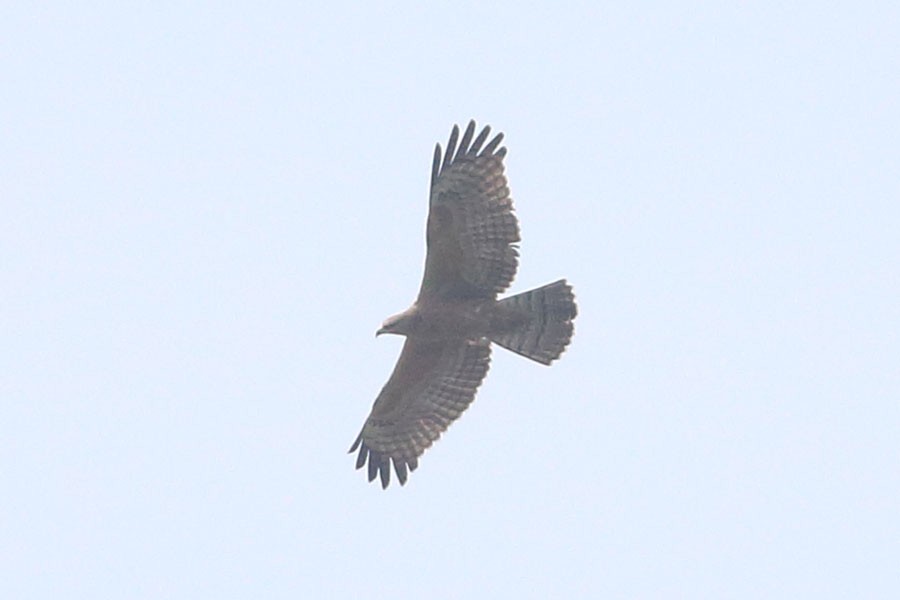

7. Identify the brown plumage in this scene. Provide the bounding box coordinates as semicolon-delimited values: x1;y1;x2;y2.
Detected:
350;120;577;488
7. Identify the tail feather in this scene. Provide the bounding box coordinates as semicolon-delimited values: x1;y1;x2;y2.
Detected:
491;279;577;365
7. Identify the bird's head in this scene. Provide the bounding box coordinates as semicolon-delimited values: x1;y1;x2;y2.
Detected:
377;306;419;337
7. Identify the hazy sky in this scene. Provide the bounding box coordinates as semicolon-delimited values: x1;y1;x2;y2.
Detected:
2;3;898;598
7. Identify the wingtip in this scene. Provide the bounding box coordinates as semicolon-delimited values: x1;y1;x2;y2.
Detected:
348;432;363;454
456;120;476;161
393;457;409;485
432;120;508;184
352;438;404;489
431;143;442;186
354;444;368;470
483;131;505;156
469;123;491;155
367;454;379;482
443;125;460;170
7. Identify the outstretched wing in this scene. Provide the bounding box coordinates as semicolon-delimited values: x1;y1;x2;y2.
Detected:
418;120;521;301
349;337;492;488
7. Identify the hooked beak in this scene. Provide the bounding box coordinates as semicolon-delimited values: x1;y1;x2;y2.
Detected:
375;326;386;337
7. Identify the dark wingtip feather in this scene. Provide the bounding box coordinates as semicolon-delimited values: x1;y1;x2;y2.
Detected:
393;458;408;485
432;121;506;182
354;444;368;469
482;132;505;156
431;143;441;186
456;120;476;161
442;124;460;170
367;453;379;482
349;432;416;488
469;124;491;155
379;463;390;489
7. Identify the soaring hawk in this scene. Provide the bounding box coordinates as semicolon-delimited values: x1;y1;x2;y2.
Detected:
350;120;577;488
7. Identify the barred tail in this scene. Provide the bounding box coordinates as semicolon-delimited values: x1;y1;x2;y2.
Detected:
491;279;577;365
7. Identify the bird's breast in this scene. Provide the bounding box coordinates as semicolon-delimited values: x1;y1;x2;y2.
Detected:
411;300;493;341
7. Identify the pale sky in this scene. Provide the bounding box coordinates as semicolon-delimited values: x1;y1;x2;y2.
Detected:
2;3;898;598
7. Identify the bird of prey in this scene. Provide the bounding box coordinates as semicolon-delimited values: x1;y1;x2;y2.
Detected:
350;120;577;488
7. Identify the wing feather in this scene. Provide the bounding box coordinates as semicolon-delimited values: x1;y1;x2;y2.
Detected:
442;124;459;171
420;120;520;300
350;337;492;488
468;124;491;156
431;143;441;186
456;120;476;160
481;131;505;156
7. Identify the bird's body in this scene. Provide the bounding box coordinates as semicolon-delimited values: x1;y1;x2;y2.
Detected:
350;121;577;488
379;297;526;341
